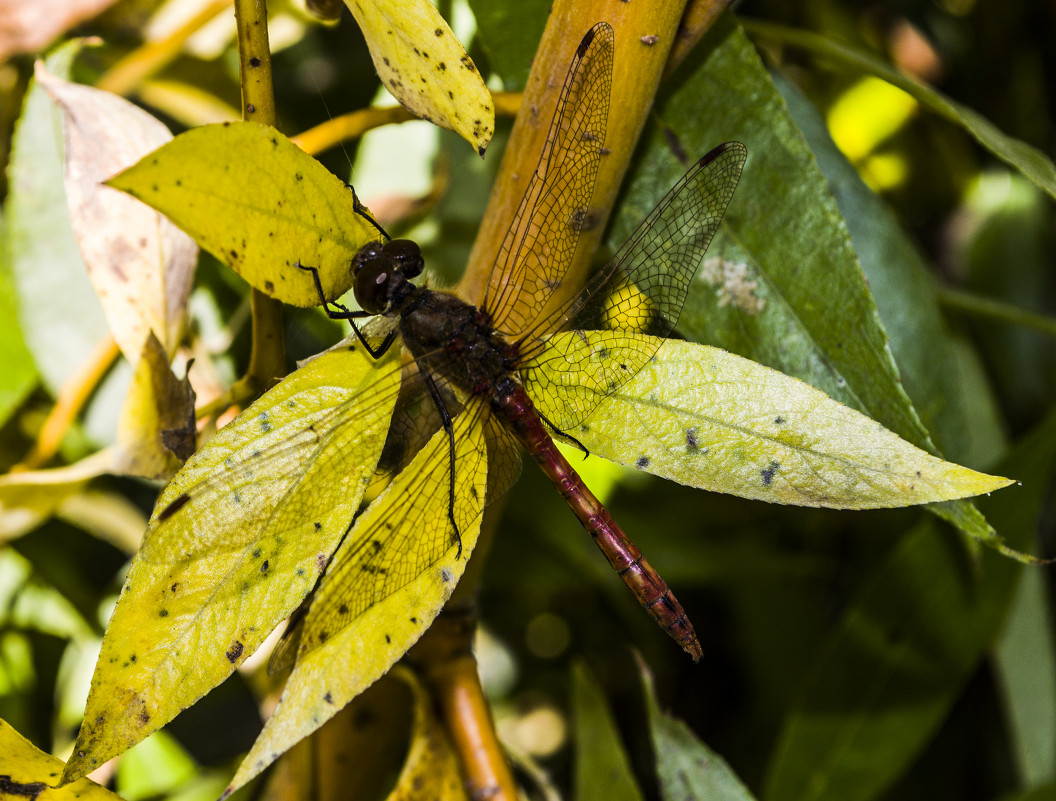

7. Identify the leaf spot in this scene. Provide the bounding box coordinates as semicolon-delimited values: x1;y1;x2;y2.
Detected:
226;641;244;663
761;461;780;486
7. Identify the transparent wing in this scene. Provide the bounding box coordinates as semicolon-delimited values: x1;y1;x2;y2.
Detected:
482;22;613;340
139;344;403;563
292;405;489;660
521;142;748;430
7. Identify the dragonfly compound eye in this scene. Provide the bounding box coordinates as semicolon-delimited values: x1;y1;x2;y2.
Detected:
384;239;425;279
353;255;393;314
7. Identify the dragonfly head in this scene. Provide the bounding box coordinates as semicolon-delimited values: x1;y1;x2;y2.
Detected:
351;239;424;315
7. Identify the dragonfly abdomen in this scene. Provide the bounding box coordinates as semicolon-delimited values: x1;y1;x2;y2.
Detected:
494;383;703;662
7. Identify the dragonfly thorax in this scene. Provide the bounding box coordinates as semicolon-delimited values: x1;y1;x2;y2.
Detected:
351;239;424;315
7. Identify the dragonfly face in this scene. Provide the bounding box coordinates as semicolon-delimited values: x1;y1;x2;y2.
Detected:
351;238;425;316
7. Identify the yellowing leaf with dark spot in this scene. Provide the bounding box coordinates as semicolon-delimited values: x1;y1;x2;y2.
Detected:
0;717;121;801
531;332;1012;511
386;668;468;801
225;409;487;795
35;65;197;361
114;332;196;480
61;344;400;785
106;122;385;307
346;0;494;155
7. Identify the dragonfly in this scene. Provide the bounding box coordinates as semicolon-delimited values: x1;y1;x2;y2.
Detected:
147;22;744;668
280;22;746;662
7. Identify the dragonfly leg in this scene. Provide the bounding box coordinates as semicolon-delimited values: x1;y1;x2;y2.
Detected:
345;185;391;240
418;367;463;559
538;409;590;460
296;261;396;359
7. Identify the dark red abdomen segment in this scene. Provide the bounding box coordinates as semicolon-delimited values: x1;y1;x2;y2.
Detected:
494;383;702;662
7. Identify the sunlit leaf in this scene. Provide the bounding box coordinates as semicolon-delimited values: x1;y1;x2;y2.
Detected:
36;65;197;362
534;332;1010;509
346;0;495;155
637;655;757;801
775;73;1009;547
0;717;120;801
113;332;195;480
621;15;1002;543
226;408;487;795
61;345;400;784
106;122;384;307
571;661;643;801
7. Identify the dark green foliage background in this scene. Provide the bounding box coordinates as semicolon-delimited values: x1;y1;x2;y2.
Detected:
0;1;1053;800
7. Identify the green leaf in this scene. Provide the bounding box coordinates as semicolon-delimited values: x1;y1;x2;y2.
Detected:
533;333;1010;508
5;42;109;395
764;410;1056;801
741;19;1056;201
637;655;757;801
616;14;1011;546
0;213;37;430
571;661;644;801
0;717;121;801
774;70;1009;549
62;344;400;784
994;565;1056;786
107;122;383;307
343;0;495;155
775;75;1000;468
470;0;551;90
225;407;487;794
619;15;927;456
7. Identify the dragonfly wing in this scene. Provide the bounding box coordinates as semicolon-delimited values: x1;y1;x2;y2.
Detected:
483;415;523;501
293;403;489;661
522;142;747;431
483;23;613;341
140;345;401;563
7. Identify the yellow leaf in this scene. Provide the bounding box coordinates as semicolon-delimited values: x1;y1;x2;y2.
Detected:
62;344;400;784
106;122;384;307
226;408;487;795
261;674;414;801
0;450;114;544
532;332;1012;508
0;718;120;801
346;0;494;155
386;668;468;801
113;331;195;481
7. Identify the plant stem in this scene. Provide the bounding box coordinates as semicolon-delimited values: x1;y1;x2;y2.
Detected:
291;92;522;157
233;0;287;393
409;603;518;801
13;335;120;472
937;286;1056;339
96;0;233;96
460;0;701;311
